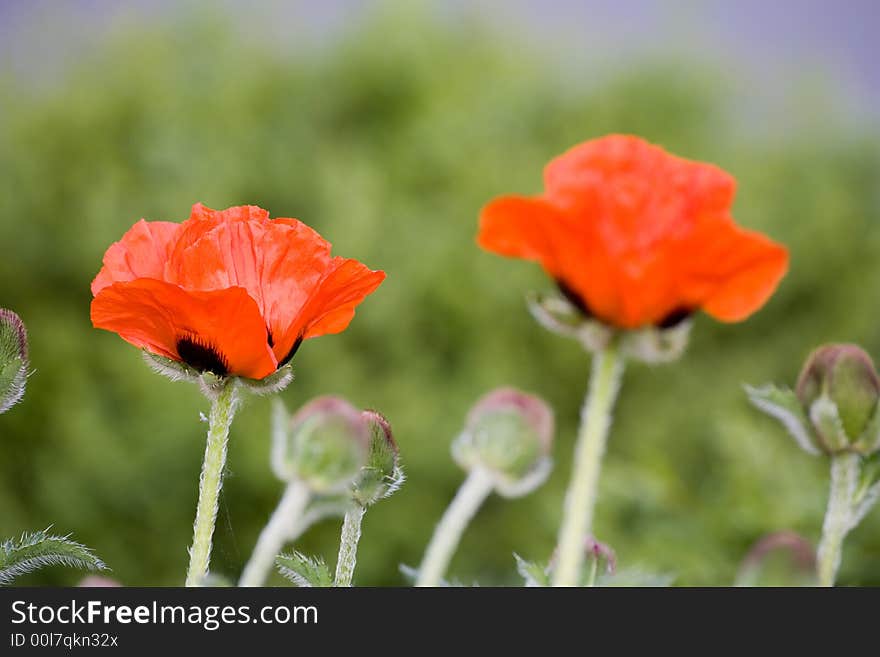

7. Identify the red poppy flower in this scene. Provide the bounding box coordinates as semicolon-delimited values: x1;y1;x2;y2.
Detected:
91;204;385;380
478;135;788;329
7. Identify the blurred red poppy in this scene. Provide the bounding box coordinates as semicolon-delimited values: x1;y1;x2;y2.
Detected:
478;135;788;329
91;204;385;380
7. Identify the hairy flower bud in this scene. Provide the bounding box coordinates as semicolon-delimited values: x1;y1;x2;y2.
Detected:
0;308;29;414
452;388;554;497
796;344;880;455
272;396;370;493
351;410;404;506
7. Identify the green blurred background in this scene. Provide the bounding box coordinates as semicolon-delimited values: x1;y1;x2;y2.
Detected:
1;1;879;586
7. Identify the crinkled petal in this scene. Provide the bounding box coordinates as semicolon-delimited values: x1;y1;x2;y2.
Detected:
91;220;179;295
543;135;736;224
295;258;386;342
165;217;334;361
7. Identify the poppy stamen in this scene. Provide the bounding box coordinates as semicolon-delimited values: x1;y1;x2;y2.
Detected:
278;335;303;368
176;335;230;376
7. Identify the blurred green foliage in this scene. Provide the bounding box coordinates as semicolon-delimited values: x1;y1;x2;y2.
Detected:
1;6;879;586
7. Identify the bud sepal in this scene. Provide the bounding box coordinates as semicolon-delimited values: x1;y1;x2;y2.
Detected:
351;410;405;507
272;397;370;494
0;308;29;414
527;291;690;364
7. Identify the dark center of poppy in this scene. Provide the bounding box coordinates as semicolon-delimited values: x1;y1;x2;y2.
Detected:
557;279;693;329
657;307;693;329
176;335;230;376
556;279;593;318
278;335;303;368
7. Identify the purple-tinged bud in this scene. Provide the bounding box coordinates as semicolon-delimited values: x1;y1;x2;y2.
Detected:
78;576;122;587
271;396;370;493
351;410;404;506
0;308;29;414
735;531;816;587
584;536;617;576
546;535;616;585
796;344;880;455
452;387;554;497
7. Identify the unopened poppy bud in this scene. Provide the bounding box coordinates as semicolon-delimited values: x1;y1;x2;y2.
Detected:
735;531;816;587
0;308;29;414
582;536;617;582
351;410;404;507
796;344;880;455
272;396;370;493
452;388;554;497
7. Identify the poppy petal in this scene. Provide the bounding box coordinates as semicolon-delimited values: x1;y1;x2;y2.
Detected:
91;279;277;379
189;203;270;224
165;217;333;359
478;135;786;329
543;134;736;222
681;220;789;322
296;258;386;342
168;203;280;266
477;195;564;272
91;220;180;295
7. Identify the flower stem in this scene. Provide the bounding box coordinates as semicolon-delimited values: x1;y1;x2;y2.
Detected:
552;343;624;587
416;467;495;587
817;452;859;587
334;505;366;587
585;556;599;587
239;480;311;587
185;378;240;587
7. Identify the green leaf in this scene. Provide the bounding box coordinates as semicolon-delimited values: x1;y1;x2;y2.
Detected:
744;384;820;455
513;553;550;586
276;551;332;587
0;528;107;585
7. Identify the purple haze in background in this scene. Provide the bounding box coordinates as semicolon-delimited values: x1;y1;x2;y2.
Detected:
0;0;877;121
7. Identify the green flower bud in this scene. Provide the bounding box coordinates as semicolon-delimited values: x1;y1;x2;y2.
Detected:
796;344;880;455
452;388;554;497
351;410;404;507
0;308;29;414
272;396;370;493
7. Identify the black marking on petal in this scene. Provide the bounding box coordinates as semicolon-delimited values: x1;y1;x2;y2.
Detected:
556;279;593;318
657;307;692;329
176;335;230;376
278;335;303;368
267;328;275;348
